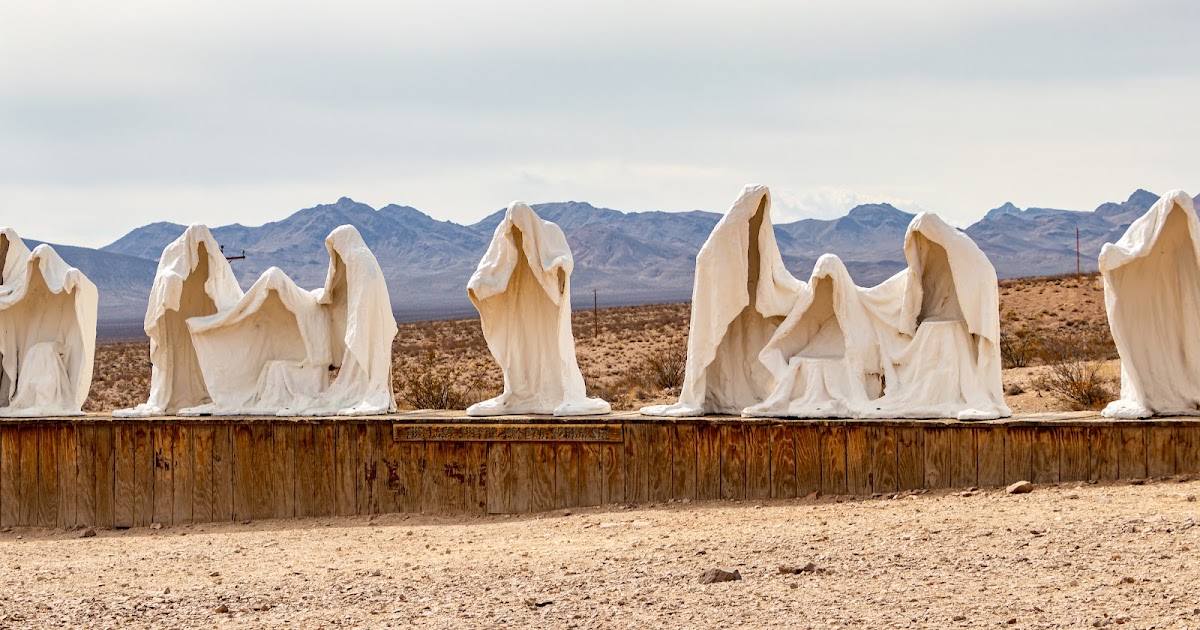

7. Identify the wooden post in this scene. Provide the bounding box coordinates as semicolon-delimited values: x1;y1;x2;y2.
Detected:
593;289;598;340
1076;227;1080;281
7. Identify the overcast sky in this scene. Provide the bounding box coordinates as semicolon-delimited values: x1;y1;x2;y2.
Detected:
2;0;1198;247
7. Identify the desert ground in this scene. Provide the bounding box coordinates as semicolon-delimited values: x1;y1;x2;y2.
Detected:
1;477;1197;629
86;273;1115;414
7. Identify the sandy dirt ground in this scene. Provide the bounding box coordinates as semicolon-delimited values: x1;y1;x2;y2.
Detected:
1;477;1198;629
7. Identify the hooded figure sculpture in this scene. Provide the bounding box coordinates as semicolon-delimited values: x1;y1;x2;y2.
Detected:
859;212;1009;420
743;254;883;418
642;185;802;417
466;202;609;416
0;228;98;417
280;225;398;416
115;225;243;417
1099;190;1200;418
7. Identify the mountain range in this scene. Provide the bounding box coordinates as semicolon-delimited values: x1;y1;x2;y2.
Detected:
16;188;1197;336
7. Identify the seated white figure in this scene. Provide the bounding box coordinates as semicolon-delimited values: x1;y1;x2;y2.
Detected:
859;212;1010;420
279;225;398;416
115;225;244;417
642;185;802;416
184;267;331;416
744;254;883;418
0;228;98;417
1100;190;1200;418
466;202;609;416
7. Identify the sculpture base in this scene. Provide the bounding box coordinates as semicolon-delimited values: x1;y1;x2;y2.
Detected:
1;411;1197;529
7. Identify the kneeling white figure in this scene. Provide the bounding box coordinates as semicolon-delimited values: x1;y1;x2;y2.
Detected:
466;202;608;416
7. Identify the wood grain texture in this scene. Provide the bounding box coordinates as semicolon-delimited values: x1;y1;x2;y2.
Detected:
554;443;579;509
923;427;952;489
56;425;78;529
334;424;357;516
293;424;316;517
356;424;379;515
1088;426;1119;481
820;425;847;495
1004;427;1034;484
133;425;153;527
1058;427;1088;483
191;425;214;524
1176;426;1200;475
951;428;977;489
76;425;96;527
18;426;38;526
530;443;556;513
769;425;797;499
845;426;870;496
36;425;57;528
113;424;135;528
377;426;400;515
231;425;252;522
0;427;19;527
795;426;821;496
171;425;192;525
975;427;1005;487
579;442;602;507
696;424;721;501
509;442;533;513
647;424;672;502
719;425;746;501
895;427;924;492
1118;426;1147;480
249;425;275;520
870;426;898;495
312;424;337;516
1031;428;1059;485
623;424;649;503
745;425;771;500
1147;426;1175;478
670;424;697;501
487;442;513;514
276;424;297;519
600;441;625;505
211;425;234;522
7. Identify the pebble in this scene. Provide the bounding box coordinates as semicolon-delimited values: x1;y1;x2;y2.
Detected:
79;528;97;538
215;604;229;614
777;562;821;575
1007;481;1034;494
699;569;742;584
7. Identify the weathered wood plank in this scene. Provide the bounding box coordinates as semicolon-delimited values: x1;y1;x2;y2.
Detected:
231;425;253;522
1031;428;1059;485
530;443;556;512
93;424;115;529
1118;426;1147;480
923;427;953;489
1059;427;1088;483
895;427;924;492
1004;427;1034;484
579;442;602;507
171;425;192;525
719;424;747;501
871;426;898;495
276;424;296;520
696;424;721;501
624;424;649;503
1147;426;1175;478
113;424;135;528
466;441;488;514
820;425;847;495
795;426;821;496
1088;426;1119;481
975;426;1005;487
422;442;451;513
312;424;337;516
0;427;19;528
671;424;697;501
554;443;579;509
334;424;357;516
211;425;233;523
647;424;672;502
487;442;513;514
18;426;38;526
1176;426;1200;476
36;425;58;528
600;441;624;505
394;441;423;513
845;426;870;496
250;425;275;520
56;425;78;529
745;425;771;500
951;428;977;489
356;423;379;515
191;425;214;524
376;425;399;515
509;442;533;513
769;425;797;499
293;424;315;518
132;425;153;527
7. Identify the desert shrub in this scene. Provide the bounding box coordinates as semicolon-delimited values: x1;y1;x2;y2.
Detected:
395;349;482;410
1033;336;1115;410
645;345;687;390
1000;328;1039;369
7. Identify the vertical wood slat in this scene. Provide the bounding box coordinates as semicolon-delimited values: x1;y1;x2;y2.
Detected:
18;426;38;526
334;424;357;516
56;425;78;529
895;427;924;491
579;442;602;507
745;425;771;500
530;443;556;513
1177;426;1200;475
600;440;625;505
509;442;533;513
647;424;672;502
671;424;697;501
192;425;214;523
276;424;296;520
376;425;400;516
976;427;1005;487
951;428;977;488
424;441;486;514
357;424;378;515
845;426;870;495
93;424;115;529
820;425;847;495
132;425;152;527
871;426;898;494
153;425;174;525
719;425;747;501
294;424;316;518
1031;428;1059;485
923;427;953;489
1088;426;1119;481
769;425;797;499
0;427;19;527
487;442;512;514
171;425;193;525
312;424;338;516
231;425;252;522
36;425;58;528
211;425;233;522
696;424;721;501
624;424;649;503
113;424;135;528
1118;426;1147;480
1059;427;1089;483
794;425;820;496
554;443;578;509
77;425;97;527
1147;426;1175;478
1005;427;1034;484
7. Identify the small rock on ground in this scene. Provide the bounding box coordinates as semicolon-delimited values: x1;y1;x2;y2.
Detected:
1007;481;1034;494
699;568;742;584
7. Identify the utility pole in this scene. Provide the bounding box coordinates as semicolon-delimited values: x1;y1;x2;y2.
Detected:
593;289;599;340
1076;227;1081;282
220;244;246;262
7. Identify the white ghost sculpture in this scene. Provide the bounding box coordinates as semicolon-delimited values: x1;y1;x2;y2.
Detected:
0;228;98;417
466;202;609;416
1100;190;1200;419
743;254;883;418
115;225;243;417
641;185;802;417
859;212;1010;420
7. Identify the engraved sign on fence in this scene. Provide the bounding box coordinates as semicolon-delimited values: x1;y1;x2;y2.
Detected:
393;424;622;443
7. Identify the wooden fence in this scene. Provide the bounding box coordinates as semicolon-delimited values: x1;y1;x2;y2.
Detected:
0;414;1197;529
